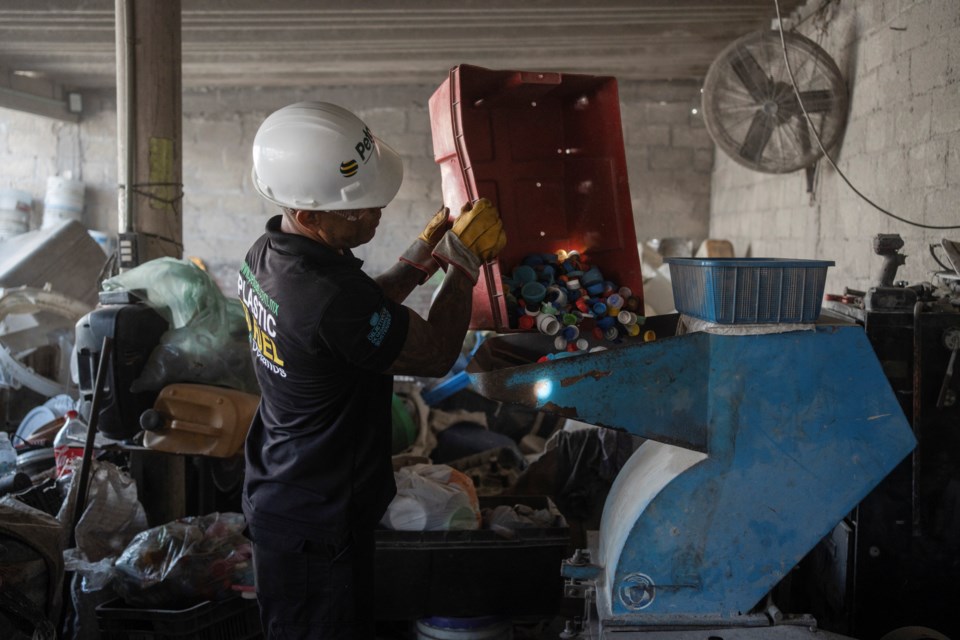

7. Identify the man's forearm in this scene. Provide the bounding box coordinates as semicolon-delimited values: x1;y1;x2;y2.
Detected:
375;260;425;304
386;267;474;377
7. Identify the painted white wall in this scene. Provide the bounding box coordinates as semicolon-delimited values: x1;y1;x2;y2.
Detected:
709;0;960;294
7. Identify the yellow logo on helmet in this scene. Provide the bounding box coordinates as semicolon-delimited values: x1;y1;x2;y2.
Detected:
340;160;359;177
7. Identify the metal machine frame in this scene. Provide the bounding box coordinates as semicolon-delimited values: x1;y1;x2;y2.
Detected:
467;316;915;638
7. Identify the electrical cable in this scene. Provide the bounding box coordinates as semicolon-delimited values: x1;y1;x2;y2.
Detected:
773;0;960;230
930;243;953;272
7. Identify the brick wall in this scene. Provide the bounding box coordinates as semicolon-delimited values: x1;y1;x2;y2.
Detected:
709;0;960;294
0;107;81;229
2;77;713;315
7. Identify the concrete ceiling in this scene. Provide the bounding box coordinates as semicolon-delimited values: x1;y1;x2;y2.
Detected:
0;0;806;91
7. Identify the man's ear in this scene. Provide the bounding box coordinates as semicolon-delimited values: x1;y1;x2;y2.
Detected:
294;209;321;228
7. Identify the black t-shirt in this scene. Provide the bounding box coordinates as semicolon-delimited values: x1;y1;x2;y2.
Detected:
239;215;409;542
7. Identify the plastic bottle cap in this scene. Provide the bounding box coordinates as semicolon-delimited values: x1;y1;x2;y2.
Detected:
604;326;619;341
561;325;579;340
521;281;546;307
581;266;603;287
606;294;623;312
513;265;537;285
575;338;590;351
643;329;656;342
537;313;561;336
540;265;556;283
562;313;578;326
626;323;641;337
518;315;536;331
566;278;581;290
618;310;638;326
592;302;607;316
596;316;616;330
619;287;633;299
553;336;568;351
546;286;568;306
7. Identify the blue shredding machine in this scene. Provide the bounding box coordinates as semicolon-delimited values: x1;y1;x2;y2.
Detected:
466;314;916;638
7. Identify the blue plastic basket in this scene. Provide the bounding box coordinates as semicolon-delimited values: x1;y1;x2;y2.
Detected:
666;258;835;324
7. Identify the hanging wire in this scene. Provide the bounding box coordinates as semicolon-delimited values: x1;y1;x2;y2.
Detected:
773;0;960;230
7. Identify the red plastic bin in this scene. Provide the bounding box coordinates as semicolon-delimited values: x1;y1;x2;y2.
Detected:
429;64;643;332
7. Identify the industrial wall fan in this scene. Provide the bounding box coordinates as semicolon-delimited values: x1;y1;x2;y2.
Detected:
702;30;848;174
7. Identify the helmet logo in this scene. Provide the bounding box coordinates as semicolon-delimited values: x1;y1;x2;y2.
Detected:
340;160;359;177
354;126;375;164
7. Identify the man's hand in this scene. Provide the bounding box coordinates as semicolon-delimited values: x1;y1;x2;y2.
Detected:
418;205;451;247
432;198;507;283
398;205;451;284
451;198;507;261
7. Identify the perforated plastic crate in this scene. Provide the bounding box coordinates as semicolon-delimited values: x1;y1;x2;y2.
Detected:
374;495;569;620
95;596;262;640
666;257;834;324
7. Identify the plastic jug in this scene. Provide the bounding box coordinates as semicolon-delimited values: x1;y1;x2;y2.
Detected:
141;384;259;458
53;410;86;477
0;431;17;480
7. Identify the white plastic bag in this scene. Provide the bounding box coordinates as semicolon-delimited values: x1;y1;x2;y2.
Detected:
381;464;480;531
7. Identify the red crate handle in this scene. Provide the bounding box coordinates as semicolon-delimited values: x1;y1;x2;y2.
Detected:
448;66;504;330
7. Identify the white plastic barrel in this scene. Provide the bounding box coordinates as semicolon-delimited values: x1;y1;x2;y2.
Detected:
0;189;33;241
415;617;512;640
42;175;85;229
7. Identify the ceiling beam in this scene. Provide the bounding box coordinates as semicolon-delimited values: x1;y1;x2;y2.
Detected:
0;65;79;122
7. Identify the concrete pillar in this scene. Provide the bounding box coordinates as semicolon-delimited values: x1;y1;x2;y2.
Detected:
114;0;186;524
116;0;183;267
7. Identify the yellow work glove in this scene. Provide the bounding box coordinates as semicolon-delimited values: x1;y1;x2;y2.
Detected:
418;205;452;247
432;198;507;284
399;205;451;284
450;198;507;262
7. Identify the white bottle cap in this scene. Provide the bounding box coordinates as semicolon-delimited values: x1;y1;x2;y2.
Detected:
537;313;561;336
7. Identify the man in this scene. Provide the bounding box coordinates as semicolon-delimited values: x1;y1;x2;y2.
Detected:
238;101;506;639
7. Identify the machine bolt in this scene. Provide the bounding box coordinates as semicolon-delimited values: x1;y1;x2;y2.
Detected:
944;389;956;407
569;548;589;565
944;328;960;351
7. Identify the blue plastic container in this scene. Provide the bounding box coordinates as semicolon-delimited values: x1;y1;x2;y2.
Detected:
666;257;834;324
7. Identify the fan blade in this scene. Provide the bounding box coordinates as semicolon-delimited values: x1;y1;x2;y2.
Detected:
797;89;835;113
740;113;775;162
730;49;772;103
796;115;812;154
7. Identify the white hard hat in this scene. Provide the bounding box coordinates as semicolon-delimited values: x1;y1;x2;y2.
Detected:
251;102;403;211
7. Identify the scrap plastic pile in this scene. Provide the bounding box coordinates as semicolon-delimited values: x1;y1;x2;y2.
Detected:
504;251;654;357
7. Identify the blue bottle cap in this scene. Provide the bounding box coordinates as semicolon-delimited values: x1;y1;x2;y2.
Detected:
521;281;546;307
596;316;616;330
513;265;537;285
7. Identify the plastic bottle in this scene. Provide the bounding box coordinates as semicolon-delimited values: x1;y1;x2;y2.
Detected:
0;431;17;481
53;410;88;477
